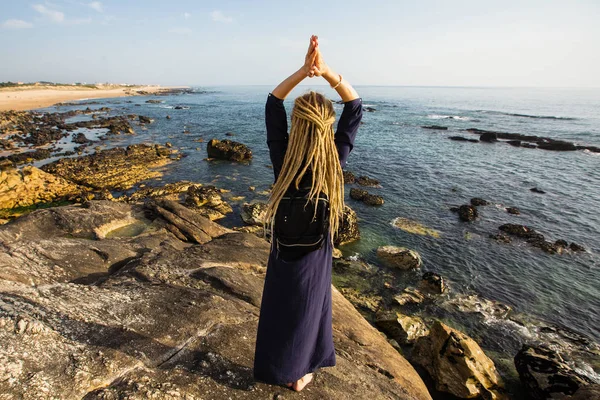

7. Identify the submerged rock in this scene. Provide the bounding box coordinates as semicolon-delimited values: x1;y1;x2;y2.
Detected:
480;131;498;142
206;139;252;162
375;311;429;344
515;345;593;400
530;187;546;194
421;125;448;130
489;233;512;243
506;206;521;215
391;217;440;238
377;246;422;270
470;197;490;206
499;224;543;240
413;321;507;400
458;204;478;221
350;188;368;201
350;188;384;206
356;175;380;187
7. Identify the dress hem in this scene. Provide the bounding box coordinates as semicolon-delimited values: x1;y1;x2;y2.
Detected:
253;358;336;385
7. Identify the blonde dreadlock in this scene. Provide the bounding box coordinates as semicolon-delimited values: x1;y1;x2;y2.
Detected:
264;91;344;242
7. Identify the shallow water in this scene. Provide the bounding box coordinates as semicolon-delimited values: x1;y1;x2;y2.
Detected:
38;86;600;367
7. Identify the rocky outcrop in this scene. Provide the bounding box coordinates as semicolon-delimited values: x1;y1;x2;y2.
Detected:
241;202;267;226
458;204;478;221
206;139;252;162
375;311;429;344
392;217;440;238
185;185;233;220
449;136;479;143
514;345;593;400
413;321;507;399
422;125;448;130
506;207;520;215
41;144;180;191
464;128;595;153
419;272;446;294
350;188;384;206
334;205;360;245
470;197;489;206
480;132;498;142
356;175;380;187
0;200;432;400
342;170;356;184
377;246;422;270
0;165;83;217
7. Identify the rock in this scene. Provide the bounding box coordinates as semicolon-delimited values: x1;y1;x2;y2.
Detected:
554;239;569;249
356;175;380;187
349;188;368;201
185;185;233;219
394;287;425;306
364;107;376;112
120;181;198;203
377;246;422;270
489;233;512;243
138;115;154;124
445;294;512;319
571;384;600;400
375;311;429;344
225;132;235;137
0;159;15;171
522;143;537;149
248;186;255;191
334;206;360;246
480;132;498;142
42;144;180;191
165;142;172;148
145;99;162;104
449;136;479;143
413;321;507;399
0;201;432;400
570;242;586;252
458;204;478;221
421;125;448;130
537;140;577;151
166;115;171;119
506;207;520;215
514;345;592;400
527;237;560;254
470;197;489;206
419;272;446;294
72;132;91;144
364;194;384;206
507;140;521;147
392;217;440;238
0;166;83;216
206;139;252;162
240;202;267;226
499;224;542;239
342;170;356;184
530;187;546;194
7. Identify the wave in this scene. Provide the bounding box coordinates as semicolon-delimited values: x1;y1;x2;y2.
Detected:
427;114;471;121
477;110;576;120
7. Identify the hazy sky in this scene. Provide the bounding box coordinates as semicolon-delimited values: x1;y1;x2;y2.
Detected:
1;0;599;87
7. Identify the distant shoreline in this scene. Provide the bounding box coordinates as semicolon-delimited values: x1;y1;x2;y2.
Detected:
0;85;188;112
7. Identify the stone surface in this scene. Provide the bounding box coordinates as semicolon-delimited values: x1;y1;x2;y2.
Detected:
342;170;356;184
395;288;426;306
470;197;490;206
185;185;233;220
392;217;440;238
0;200;432;400
506;206;521;215
413;321;507;399
355;175;379;187
206;139;252;162
240;202;267;226
375;311;429;344
350;188;368;201
419;272;446;294
334;205;360;246
0;166;83;215
458;204;479;222
514;345;593;400
377;246;422;270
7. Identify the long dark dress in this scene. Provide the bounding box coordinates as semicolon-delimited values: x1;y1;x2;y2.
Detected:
253;93;363;385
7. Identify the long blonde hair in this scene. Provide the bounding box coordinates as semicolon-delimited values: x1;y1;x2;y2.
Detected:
264;91;344;240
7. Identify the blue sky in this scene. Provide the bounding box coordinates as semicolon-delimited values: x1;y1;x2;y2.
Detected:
1;0;599;87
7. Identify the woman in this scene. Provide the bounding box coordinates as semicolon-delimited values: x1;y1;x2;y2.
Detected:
253;35;362;392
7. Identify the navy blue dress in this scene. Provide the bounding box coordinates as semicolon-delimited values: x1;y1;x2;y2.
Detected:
253;93;363;385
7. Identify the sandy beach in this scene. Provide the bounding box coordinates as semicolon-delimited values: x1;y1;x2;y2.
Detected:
0;85;183;111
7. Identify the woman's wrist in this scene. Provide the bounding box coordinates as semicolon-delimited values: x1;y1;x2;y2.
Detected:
322;69;337;85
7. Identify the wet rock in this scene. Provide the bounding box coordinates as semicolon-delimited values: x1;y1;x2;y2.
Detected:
165;142;172;148
337;287;383;313
530;187;546;194
0;159;14;171
138;115;154;124
499;224;543;240
522;143;537;149
395;287;426;306
470;197;489;206
554;239;569;249
0;166;83;215
419;272;446;294
0;200;431;400
364;194;384;206
489;233;512;243
458;204;478;221
421;125;448;130
225;132;235;137
514;345;593;400
334;206;360;246
72;132;91;144
449;136;479;143
185;185;233;220
445;294;512;319
527;237;560;254
145;99;162;104
166;115;171;119
356;175;380;187
375;311;429;344
1;148;52;165
413;321;507;399
364;107;376;112
42;144;180;191
206;139;252;162
240;202;267;226
377;246;422;270
506;140;522;147
570;242;585;252
480;131;498;142
349;188;368;201
506;207;520;215
537;140;577;151
392;217;440;238
120;181;198;203
342;170;356;184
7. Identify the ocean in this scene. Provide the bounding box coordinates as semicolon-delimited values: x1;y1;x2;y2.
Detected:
37;85;600;391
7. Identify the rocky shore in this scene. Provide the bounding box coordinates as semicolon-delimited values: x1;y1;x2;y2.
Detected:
1;105;599;399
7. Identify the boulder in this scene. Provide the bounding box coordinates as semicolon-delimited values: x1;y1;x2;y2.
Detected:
334;206;360;245
377;246;422;270
489;233;512;243
499;224;543;240
507;140;522;147
375;311;429;344
395;287;426;306
421;125;448;130
185;185;233;220
206;139;252;162
530;187;546;194
419;272;446;294
449;136;479;143
514;345;593;400
506;207;520;215
356;175;380;187
364;194;384;206
342;170;356;184
458;204;478;222
413;321;507;399
570;242;586;252
241;202;267;226
480;132;498;142
350;188;368;201
138;115;154;124
0;201;432;400
392;217;440;238
470;197;489;206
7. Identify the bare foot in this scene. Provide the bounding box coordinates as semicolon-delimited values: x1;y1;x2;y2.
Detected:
292;373;313;392
285;383;293;388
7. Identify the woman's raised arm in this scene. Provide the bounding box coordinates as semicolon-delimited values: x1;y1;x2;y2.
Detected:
310;41;359;103
271;35;318;100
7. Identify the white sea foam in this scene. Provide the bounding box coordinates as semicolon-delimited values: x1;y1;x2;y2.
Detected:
427;114;470;121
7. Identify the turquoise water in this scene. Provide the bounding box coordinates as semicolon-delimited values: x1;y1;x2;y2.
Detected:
42;86;599;361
